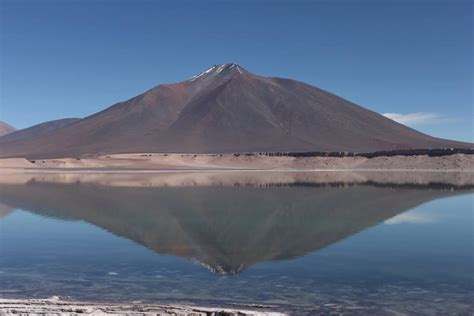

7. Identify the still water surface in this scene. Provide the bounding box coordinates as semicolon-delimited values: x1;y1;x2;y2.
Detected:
0;172;472;314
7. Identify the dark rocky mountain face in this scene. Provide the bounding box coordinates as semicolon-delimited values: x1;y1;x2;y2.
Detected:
0;121;16;137
0;64;471;158
0;118;80;143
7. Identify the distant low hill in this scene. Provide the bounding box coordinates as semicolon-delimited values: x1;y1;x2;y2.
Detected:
0;118;80;143
0;121;16;137
0;64;471;158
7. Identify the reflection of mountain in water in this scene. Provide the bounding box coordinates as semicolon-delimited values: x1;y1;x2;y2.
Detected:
0;178;470;274
0;202;15;219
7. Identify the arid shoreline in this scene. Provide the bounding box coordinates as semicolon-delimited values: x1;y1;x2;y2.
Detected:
0;152;472;172
0;298;286;315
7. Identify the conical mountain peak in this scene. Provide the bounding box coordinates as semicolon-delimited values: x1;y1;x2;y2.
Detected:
189;63;246;82
0;63;471;158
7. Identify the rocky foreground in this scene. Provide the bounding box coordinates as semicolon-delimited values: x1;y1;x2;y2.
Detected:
0;298;286;316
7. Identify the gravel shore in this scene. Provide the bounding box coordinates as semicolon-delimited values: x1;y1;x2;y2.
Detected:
0;298;286;315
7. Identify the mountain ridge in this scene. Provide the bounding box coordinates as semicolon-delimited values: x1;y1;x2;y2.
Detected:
0;63;471;158
0;118;80;143
0;121;16;137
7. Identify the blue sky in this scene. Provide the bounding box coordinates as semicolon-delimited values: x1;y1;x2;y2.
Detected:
1;0;472;142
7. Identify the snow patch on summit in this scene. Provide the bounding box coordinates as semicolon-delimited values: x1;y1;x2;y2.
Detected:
215;64;226;74
229;64;243;74
189;64;244;81
189;65;218;81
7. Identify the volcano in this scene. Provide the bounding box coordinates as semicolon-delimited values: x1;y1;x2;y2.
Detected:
0;63;470;158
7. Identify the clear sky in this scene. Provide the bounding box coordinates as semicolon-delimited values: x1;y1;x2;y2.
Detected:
1;0;472;142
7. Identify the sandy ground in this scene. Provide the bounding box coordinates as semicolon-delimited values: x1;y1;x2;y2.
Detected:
0;153;472;171
0;298;286;315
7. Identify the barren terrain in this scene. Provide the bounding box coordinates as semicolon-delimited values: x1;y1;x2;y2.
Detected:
0;153;472;172
0;298;284;316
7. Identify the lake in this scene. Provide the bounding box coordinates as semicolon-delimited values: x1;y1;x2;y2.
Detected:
0;171;472;314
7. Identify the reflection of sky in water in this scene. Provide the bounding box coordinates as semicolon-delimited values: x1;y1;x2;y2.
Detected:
312;195;473;272
0;189;472;313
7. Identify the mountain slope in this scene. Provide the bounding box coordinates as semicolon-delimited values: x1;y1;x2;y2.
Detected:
0;121;16;137
0;118;80;143
0;64;470;158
